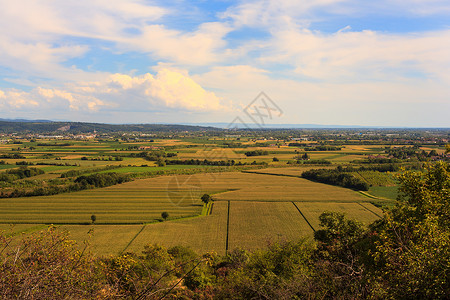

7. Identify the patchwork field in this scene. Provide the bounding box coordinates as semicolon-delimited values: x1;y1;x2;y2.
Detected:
1;170;386;256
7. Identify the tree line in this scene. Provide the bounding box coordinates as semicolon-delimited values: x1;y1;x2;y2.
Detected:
244;149;269;156
2;172;130;198
302;168;370;190
0;167;45;183
164;159;268;166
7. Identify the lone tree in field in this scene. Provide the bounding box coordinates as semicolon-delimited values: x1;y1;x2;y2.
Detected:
201;194;212;204
161;212;169;220
90;214;96;224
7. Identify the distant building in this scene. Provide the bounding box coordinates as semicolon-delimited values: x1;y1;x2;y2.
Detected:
139;146;160;150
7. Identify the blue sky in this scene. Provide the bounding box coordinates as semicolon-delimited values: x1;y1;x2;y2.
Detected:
0;0;449;126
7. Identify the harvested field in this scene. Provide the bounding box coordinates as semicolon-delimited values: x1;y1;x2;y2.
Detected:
227;201;313;251
295;202;382;230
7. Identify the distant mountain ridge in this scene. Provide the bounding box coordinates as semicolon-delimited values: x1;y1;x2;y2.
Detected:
0;118;53;123
0;120;218;134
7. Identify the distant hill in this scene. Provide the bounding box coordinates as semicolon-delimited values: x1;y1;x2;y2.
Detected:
0;118;53;123
0;121;219;134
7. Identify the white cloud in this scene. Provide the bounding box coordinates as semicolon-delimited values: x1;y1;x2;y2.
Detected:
0;69;228;117
0;0;169;82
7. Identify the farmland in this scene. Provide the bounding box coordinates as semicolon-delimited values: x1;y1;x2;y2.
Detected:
0;171;388;255
0;127;448;256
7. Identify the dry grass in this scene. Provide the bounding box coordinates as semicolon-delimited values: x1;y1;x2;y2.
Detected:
59;224;144;256
206;172;366;202
127;201;228;255
245;166;334;176
295;202;382;230
228;201;313;251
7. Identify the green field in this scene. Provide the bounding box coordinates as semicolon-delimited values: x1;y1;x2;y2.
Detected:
353;170;397;186
368;186;399;200
0;164;18;171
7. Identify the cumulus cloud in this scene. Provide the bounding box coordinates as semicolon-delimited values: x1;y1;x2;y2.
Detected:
0;69;227;116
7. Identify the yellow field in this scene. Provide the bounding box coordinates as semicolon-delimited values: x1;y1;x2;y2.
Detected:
59;224;143;255
177;148;244;160
2;171;383;256
206;172;366;202
228;201;313;251
296;202;382;230
245;166;334;176
127;201;228;255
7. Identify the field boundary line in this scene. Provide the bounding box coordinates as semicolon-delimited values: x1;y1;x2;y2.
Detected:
358;202;383;219
356;171;370;184
120;224;146;255
241;170;299;178
225;201;230;254
357;190;391;202
292;202;315;232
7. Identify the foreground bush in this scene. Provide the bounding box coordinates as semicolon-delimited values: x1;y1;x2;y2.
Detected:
0;227;102;299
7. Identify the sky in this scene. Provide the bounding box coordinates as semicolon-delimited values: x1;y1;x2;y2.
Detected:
0;0;449;127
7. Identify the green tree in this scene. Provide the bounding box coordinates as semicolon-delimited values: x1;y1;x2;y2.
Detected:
90;214;96;224
370;162;450;298
161;212;169;220
201;194;212;204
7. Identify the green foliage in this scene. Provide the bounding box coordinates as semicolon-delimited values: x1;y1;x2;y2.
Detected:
370;162;450;298
212;241;318;299
0;166;45;182
201;193;212;204
244;149;269;156
302;168;370;191
161;211;169;220
74;172;131;188
304;145;342;151
315;211;365;249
